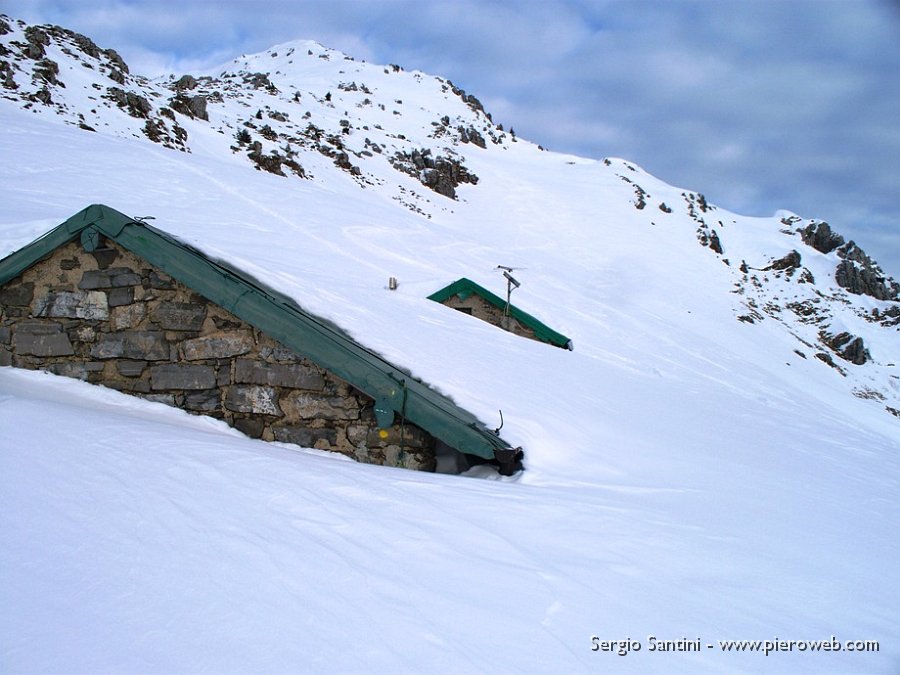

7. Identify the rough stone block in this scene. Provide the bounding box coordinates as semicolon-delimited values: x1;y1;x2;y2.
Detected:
184;389;220;412
116;360;147;377
78;269;112;290
12;320;62;336
281;391;360;421
147;270;175;289
181;331;253;360
33;290;109;320
13;321;74;356
0;327;10;344
151;302;207;330
150;363;217;390
140;393;177;407
111;303;145;330
109;268;142;287
92;331;169;360
224;385;282;415
47;362;97;381
107;287;134;307
234;358;325;390
79;267;141;290
259;341;301;362
0;282;34;306
0;346;10;366
273;426;337;448
234;417;265;438
106;378;152;393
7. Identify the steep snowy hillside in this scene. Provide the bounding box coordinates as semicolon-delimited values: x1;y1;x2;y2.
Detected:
2;15;899;673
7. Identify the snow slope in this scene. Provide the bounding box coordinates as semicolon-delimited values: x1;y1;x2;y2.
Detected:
1;16;899;673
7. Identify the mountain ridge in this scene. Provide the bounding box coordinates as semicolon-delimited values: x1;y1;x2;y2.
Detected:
1;12;897;424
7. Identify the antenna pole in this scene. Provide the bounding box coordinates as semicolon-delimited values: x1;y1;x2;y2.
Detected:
497;265;520;332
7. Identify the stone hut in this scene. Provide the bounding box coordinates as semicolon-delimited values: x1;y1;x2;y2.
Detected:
428;278;573;350
0;205;522;475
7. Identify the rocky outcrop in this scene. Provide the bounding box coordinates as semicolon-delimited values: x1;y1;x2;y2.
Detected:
169;92;209;121
800;221;844;254
391;148;478;199
834;242;900;301
798;222;899;300
820;330;871;366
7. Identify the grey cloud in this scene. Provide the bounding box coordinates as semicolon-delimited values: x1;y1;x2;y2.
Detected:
5;0;900;274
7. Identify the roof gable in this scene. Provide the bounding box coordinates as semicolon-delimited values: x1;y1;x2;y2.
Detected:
428;277;573;350
0;204;518;468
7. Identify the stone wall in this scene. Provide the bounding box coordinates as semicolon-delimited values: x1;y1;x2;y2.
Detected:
440;293;539;342
0;239;436;471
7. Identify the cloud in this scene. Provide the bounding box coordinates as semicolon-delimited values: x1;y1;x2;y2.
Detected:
5;0;900;274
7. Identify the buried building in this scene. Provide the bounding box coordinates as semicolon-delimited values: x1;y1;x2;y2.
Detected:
428;277;573;350
0;204;522;475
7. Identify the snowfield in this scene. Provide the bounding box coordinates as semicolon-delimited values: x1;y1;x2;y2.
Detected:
1;16;899;673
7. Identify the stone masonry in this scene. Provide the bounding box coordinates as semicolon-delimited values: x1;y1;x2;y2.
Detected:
439;293;539;342
0;239;436;471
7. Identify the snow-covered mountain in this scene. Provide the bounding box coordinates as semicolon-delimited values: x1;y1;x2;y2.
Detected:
1;16;898;673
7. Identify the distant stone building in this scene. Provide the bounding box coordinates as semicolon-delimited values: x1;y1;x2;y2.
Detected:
428;278;573;350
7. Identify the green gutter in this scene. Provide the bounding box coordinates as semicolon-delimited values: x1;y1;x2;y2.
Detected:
1;204;518;465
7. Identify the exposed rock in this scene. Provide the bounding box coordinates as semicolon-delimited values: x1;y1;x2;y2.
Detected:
104;86;152;118
169;93;208;121
457;125;486;148
1;59;17;90
71;31;100;58
174;74;198;91
766;250;802;271
391;148;478;199
834;258;900;301
829;240;900;301
820;331;870;365
33;58;59;85
24;26;49;60
800;221;844;254
102;48;129;75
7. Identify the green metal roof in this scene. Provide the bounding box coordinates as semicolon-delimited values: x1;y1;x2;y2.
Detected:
428;277;573;350
0;204;519;466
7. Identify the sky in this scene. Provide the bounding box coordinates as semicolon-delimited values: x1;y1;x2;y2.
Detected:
5;0;900;276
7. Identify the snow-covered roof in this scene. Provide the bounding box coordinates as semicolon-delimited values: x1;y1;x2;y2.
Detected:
0;203;519;467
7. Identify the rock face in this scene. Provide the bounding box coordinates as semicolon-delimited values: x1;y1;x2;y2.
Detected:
800;222;899;301
391;148;478;199
820;331;871;366
800;221;844;254
0;239;436;471
834;242;900;301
